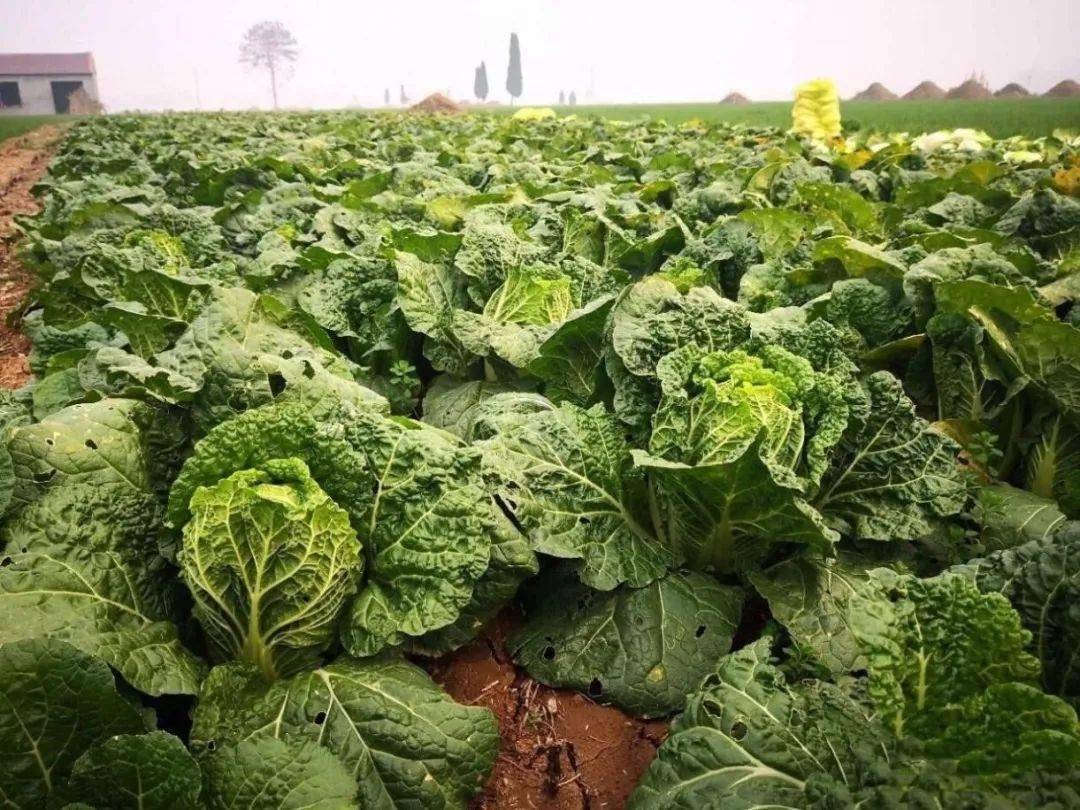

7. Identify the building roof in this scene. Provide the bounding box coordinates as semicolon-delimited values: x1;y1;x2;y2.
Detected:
0;53;95;76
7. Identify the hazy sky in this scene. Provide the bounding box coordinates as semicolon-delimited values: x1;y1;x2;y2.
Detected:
4;0;1078;111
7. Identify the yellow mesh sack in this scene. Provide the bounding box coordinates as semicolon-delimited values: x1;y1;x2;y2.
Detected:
792;78;841;140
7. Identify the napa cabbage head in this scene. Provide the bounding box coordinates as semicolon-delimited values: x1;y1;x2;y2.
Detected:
634;342;848;572
179;457;360;680
651;341;853;488
912;128;992;154
121;228;188;273
170;399;500;659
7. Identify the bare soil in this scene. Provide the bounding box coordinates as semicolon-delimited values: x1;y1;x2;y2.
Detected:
0;125;63;389
427;612;667;809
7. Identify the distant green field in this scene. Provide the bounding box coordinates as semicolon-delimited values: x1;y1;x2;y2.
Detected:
6;102;1079;143
527;99;1080;138
0;116;69;142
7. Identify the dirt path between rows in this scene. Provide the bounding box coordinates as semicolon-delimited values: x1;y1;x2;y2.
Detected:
428;612;667;809
0;125;65;389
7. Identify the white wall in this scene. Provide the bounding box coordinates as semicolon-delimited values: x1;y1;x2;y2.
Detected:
0;73;98;115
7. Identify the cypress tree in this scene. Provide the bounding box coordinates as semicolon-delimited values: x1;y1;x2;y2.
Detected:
558;89;565;105
474;61;489;101
568;90;577;106
383;88;390;106
506;33;522;103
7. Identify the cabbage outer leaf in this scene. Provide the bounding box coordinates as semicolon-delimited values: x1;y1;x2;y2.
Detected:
512;569;742;717
479;400;673;589
0;639;145;808
191;656;498;809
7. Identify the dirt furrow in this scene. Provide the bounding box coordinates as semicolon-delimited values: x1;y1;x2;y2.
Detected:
426;612;666;809
0;125;64;389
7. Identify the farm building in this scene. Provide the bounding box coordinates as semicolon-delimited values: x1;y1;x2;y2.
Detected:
0;52;99;115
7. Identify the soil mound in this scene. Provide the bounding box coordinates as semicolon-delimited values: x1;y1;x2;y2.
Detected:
427;612;666;809
720;92;750;105
1044;80;1080;98
903;81;946;100
409;93;463;114
852;82;897;101
947;79;992;100
994;82;1031;99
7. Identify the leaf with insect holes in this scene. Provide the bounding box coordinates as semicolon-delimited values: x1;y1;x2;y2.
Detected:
191;655;498;808
512;569;742;717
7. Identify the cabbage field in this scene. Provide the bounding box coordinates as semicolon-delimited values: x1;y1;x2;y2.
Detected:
1;111;1079;808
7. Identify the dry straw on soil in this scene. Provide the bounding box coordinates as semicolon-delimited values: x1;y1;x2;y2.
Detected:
720;92;750;105
1044;80;1080;98
903;81;947;100
947;79;992;100
851;82;898;101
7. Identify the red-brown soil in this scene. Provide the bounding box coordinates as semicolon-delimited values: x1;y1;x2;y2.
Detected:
426;612;668;809
0;125;63;389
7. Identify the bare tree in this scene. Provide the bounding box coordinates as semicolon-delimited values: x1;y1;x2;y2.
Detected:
239;21;298;109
